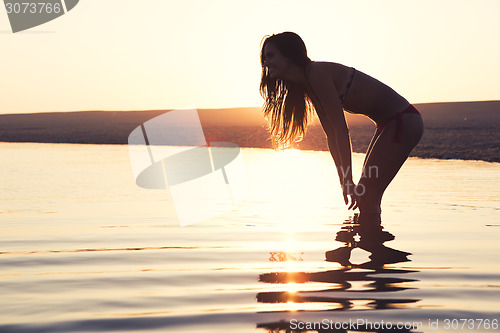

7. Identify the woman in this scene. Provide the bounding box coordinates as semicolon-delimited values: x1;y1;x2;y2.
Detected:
260;32;424;232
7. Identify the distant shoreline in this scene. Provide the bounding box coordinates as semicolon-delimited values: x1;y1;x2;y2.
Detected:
1;101;499;162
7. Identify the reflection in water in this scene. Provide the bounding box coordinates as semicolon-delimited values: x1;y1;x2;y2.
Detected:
269;251;304;262
326;213;411;269
257;214;421;332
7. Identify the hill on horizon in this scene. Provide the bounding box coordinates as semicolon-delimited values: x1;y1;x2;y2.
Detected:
0;100;499;162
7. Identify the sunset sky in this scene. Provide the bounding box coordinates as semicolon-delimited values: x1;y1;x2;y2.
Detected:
1;0;499;114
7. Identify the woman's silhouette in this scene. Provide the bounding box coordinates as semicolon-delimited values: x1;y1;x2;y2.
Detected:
260;32;424;231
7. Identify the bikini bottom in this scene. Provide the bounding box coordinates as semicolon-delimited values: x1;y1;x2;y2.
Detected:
375;104;421;143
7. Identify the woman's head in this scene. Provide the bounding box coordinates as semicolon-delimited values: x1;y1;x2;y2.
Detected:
260;32;311;76
259;32;313;149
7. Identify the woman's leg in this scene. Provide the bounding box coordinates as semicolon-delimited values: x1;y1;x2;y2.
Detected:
356;113;424;227
362;129;381;170
356;129;382;227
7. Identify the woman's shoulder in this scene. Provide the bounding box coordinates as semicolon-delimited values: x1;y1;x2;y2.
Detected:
306;61;351;91
308;61;349;71
307;61;351;79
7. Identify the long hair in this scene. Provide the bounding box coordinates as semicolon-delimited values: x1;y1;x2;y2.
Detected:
259;32;314;149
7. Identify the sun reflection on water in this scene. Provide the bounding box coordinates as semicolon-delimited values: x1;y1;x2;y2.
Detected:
259;217;422;314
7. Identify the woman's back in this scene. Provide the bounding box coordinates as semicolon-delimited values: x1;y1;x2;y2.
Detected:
306;62;410;124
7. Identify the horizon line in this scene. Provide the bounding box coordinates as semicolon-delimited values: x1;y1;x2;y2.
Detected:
2;99;500;116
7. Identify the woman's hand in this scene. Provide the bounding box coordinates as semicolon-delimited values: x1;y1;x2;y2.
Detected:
342;179;358;210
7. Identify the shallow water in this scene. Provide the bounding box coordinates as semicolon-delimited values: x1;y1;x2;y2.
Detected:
1;143;499;332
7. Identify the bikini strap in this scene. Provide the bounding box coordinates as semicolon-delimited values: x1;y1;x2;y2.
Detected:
339;67;356;106
376;105;421;143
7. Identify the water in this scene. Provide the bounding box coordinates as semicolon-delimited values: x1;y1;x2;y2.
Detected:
1;142;499;332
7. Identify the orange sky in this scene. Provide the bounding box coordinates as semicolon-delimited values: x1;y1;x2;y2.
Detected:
1;0;499;114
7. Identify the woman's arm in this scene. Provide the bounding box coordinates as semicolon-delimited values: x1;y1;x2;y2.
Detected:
308;65;357;209
316;112;349;184
308;66;353;184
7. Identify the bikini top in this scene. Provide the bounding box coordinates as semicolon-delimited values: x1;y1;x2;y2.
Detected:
306;66;356;114
339;67;356;108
